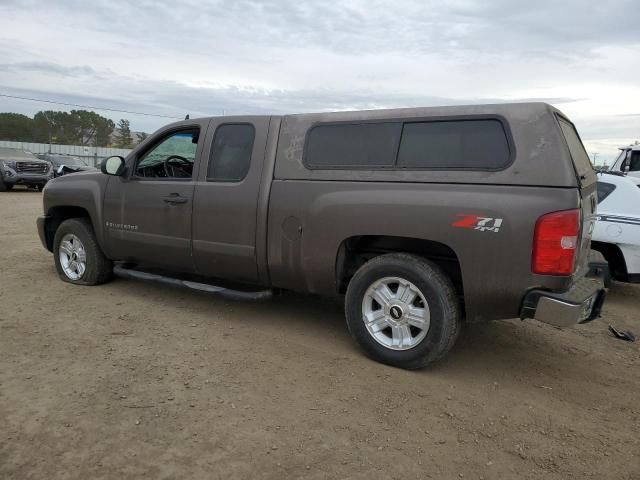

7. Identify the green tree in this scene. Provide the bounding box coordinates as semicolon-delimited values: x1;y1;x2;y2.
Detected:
113;119;133;148
0;113;37;141
65;110;114;146
0;109;115;146
34;110;69;144
32;110;114;146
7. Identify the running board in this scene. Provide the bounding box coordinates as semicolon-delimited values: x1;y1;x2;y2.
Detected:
113;265;273;301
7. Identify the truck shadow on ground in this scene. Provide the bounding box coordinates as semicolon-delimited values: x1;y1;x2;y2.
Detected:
109;276;609;379
262;289;607;376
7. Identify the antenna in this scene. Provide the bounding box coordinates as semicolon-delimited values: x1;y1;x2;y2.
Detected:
184;114;190;120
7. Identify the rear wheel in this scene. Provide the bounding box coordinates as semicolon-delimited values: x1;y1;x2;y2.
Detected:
53;218;113;285
0;178;10;192
345;253;461;369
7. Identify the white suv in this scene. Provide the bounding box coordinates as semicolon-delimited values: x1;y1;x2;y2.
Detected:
610;143;640;178
592;172;640;283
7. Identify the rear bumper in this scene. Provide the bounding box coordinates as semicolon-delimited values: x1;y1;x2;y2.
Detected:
520;266;606;327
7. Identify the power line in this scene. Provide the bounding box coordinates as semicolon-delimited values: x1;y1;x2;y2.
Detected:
0;93;182;119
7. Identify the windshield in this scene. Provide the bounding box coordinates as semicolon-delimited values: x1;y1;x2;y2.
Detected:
614;149;628;168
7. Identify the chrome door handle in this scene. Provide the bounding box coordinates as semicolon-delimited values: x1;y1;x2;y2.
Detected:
162;195;188;205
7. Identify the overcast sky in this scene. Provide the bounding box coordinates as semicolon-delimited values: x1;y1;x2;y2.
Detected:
1;0;639;162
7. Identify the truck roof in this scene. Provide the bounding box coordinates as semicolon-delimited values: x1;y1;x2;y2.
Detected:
160;102;585;188
281;101;559;121
619;143;640;151
182;101;560;124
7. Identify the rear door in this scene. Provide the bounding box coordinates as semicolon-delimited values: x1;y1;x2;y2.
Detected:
103;120;209;271
191;117;270;283
557;116;597;273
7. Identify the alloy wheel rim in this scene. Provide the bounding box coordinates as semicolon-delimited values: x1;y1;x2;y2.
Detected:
59;233;87;280
362;276;430;350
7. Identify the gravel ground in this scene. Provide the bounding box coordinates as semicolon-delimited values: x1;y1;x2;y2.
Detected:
1;190;639;480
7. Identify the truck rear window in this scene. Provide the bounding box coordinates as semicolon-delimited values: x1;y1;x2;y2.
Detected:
304;118;511;170
304;122;401;168
557;117;594;180
397;120;510;169
207;124;255;182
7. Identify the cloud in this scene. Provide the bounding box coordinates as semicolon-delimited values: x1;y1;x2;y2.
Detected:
0;62;97;77
0;0;639;161
21;0;637;59
0;63;584;129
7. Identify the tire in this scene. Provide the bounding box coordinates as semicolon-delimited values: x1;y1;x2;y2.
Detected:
345;253;461;369
53;218;113;285
0;177;8;192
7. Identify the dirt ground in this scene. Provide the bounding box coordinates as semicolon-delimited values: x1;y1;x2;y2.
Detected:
1;190;639;480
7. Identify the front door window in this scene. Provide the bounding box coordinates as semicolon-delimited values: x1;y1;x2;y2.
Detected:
135;130;199;179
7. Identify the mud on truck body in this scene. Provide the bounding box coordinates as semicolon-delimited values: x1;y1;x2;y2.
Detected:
37;103;605;369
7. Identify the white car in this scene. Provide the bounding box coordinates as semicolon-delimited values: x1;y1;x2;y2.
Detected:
609;143;640;178
592;172;640;283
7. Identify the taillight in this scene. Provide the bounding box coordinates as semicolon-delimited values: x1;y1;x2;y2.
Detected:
532;209;581;276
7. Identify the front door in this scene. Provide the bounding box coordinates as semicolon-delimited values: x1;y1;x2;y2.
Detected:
191;117;270;283
103;122;208;271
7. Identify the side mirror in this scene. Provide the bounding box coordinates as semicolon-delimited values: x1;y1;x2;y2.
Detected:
101;156;126;176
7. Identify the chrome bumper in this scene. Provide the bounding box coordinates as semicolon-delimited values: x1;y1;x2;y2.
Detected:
520;268;606;327
2;172;51;185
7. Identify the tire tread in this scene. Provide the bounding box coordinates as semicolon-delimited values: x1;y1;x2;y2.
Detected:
53;218;112;285
345;253;461;369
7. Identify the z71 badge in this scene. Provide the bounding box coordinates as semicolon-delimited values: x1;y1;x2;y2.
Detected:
452;215;503;233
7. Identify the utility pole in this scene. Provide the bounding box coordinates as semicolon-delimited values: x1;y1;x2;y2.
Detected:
591;152;599;165
43;111;53;153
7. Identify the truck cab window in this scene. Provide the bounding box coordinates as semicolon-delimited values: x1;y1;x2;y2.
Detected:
135;130;199;179
628;151;640;172
207;124;255;182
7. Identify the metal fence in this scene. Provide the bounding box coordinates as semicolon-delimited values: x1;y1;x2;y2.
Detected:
0;141;132;167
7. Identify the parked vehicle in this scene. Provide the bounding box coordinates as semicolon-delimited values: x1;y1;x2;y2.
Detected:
38;154;97;177
591;172;640;283
0;147;53;191
609;143;640;178
37;103;605;368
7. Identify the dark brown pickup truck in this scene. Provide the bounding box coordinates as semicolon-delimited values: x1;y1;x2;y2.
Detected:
37;103;606;368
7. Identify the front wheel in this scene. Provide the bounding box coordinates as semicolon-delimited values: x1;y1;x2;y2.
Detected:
53;218;113;285
345;253;461;369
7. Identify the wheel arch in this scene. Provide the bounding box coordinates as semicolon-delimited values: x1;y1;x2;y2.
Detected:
591;240;628;282
335;235;464;306
43;206;94;252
